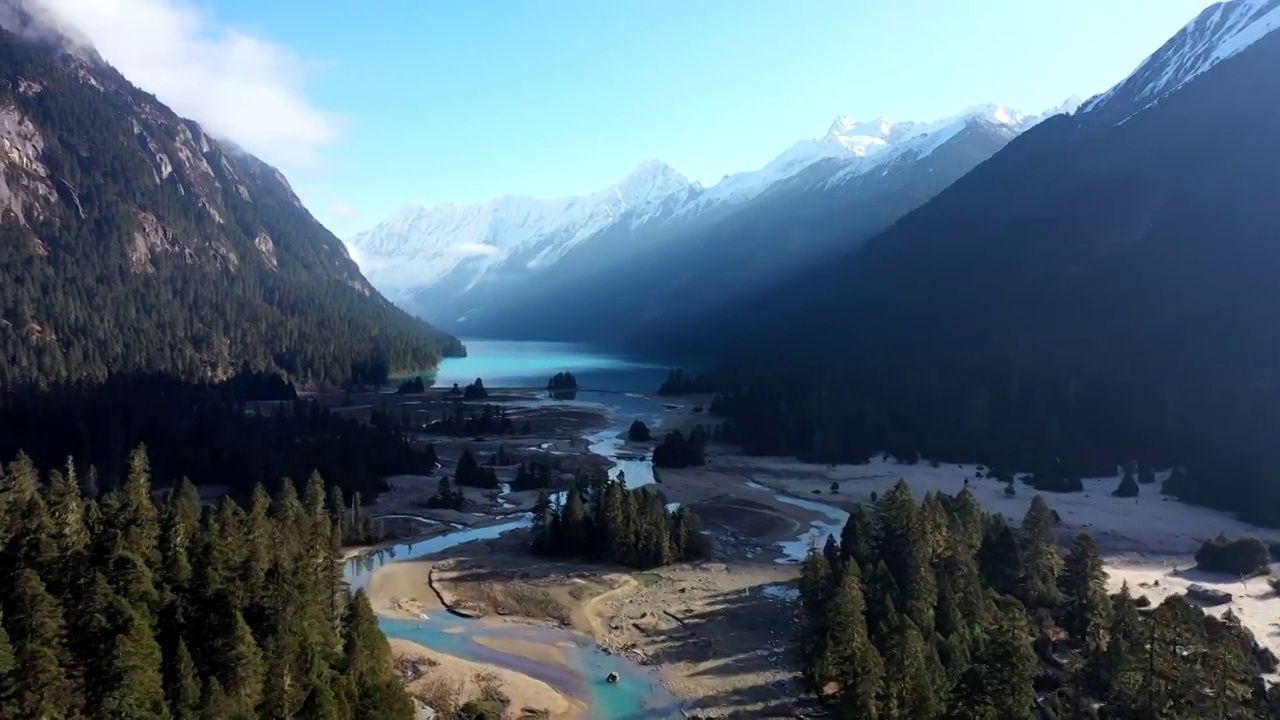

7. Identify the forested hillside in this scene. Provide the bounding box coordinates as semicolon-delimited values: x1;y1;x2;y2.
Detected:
0;20;461;389
0;372;432;502
0;448;415;719
653;14;1280;526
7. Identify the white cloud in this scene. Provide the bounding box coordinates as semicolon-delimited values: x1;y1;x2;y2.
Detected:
331;200;361;221
30;0;341;171
454;243;501;258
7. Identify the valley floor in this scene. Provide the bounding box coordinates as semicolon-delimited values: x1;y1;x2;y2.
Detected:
360;394;1280;718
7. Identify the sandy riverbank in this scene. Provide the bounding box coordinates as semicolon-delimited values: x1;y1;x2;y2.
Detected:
389;637;585;719
367;389;1280;716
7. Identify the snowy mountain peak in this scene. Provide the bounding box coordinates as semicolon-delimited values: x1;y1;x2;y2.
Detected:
615;158;698;203
1081;0;1280;121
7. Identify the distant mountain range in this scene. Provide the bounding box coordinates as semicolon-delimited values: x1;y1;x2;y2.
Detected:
650;0;1280;356
346;99;1082;341
648;0;1280;522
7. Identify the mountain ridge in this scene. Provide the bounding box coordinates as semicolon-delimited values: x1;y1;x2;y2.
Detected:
0;14;461;388
348;98;1078;330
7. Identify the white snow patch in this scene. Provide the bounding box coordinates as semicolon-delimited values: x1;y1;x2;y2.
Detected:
760;583;801;603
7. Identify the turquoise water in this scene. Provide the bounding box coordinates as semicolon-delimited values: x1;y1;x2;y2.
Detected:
344;372;686;717
428;339;673;392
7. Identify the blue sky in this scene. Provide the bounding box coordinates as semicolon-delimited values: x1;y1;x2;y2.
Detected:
79;0;1216;237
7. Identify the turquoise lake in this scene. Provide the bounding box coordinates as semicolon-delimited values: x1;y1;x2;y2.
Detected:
426;339;676;392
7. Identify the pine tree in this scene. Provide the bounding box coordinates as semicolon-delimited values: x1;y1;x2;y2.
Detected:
875;480;936;632
93;608;168;720
198;677;235;720
338;591;414;719
1019;495;1063;609
882;615;946;719
44;462;90;576
166;638;202;720
839;503;874;571
218;610;264;714
110;445;162;568
5;570;78;719
0;615;18;720
977;518;1022;599
971;595;1037;719
297;682;341;720
798;541;835;687
824;560;883;718
1059;533;1111;690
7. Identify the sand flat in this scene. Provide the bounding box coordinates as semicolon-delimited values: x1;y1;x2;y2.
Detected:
390;637;585;719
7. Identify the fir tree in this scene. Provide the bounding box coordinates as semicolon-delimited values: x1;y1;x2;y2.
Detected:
5;570;78;719
798;541;835;686
825;560;883;718
0;616;17;720
93;608;168;720
166;638;202;720
1019;495;1063;609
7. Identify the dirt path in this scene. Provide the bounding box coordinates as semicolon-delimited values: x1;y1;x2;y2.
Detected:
576;575;636;639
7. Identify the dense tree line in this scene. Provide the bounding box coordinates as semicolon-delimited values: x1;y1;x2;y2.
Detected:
0;372;434;502
652;427;709;469
701;354;1280;527
530;470;707;569
0;27;462;390
798;481;1279;718
0;448;415;719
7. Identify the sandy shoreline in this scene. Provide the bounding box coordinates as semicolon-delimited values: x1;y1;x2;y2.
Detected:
389;637;585;719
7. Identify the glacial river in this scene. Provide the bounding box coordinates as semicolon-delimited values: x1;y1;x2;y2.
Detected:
346;341;841;717
346;342;688;718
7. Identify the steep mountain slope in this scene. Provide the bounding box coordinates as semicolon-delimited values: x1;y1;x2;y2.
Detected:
1080;0;1279;124
0;9;461;388
664;0;1280;522
353;102;1072;341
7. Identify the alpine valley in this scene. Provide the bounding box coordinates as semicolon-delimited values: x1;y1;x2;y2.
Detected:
347;99;1083;343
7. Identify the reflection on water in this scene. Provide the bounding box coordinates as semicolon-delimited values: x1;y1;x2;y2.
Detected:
428;339;672;391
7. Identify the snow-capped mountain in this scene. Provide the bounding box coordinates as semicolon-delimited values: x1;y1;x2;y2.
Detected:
348;159;699;304
348;100;1073;316
1080;0;1280;123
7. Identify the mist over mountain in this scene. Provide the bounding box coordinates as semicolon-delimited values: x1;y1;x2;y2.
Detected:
347;100;1080;343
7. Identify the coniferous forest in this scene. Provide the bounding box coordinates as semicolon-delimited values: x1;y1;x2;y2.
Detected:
682;359;1280;528
531;469;708;569
0;448;415;720
799;480;1280;719
0;25;462;390
0;373;433;502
